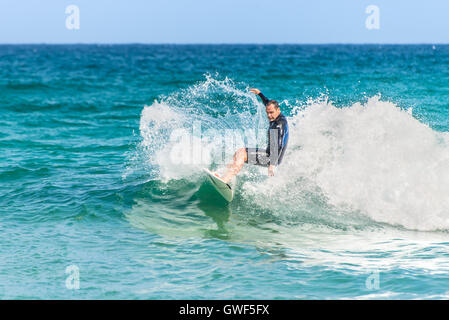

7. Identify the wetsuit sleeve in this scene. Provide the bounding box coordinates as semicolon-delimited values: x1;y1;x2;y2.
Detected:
257;92;270;106
270;119;288;166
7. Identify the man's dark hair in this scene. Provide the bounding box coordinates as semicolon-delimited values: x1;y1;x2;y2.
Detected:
266;100;280;109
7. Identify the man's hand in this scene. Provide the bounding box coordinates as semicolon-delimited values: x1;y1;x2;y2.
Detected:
268;165;275;176
250;88;261;95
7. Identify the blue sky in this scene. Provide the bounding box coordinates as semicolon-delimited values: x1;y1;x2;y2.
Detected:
0;0;448;44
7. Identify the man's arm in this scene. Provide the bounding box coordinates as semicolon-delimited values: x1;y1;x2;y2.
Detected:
269;119;288;166
250;88;269;106
268;165;275;176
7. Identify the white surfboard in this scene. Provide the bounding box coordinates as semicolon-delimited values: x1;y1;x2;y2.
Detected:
203;168;234;202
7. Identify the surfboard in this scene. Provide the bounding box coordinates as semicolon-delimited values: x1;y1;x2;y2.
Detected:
203;168;234;202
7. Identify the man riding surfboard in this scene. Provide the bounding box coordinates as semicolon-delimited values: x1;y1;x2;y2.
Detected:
217;88;289;183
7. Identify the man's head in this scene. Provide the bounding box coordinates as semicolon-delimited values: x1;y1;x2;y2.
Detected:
265;100;281;122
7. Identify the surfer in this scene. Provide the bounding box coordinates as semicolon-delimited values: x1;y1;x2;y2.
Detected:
218;88;289;183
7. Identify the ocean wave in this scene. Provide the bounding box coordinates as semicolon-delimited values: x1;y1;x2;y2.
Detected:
132;75;449;232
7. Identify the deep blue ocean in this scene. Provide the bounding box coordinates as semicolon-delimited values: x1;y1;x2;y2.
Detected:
1;44;449;299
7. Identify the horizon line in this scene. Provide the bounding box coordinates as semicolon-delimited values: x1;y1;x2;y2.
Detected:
0;42;448;46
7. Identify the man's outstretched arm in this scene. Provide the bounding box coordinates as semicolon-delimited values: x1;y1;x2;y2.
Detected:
250;88;269;106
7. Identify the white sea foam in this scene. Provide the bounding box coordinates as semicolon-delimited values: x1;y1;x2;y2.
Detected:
244;95;449;231
138;77;449;231
138;76;266;182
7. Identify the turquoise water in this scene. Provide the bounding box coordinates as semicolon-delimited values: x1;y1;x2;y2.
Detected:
1;44;449;299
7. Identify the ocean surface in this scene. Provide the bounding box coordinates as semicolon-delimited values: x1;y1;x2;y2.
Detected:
1;44;449;299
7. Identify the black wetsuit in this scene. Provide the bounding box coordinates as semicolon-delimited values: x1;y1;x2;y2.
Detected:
245;92;289;167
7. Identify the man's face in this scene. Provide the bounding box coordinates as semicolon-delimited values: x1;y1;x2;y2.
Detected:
266;104;281;122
